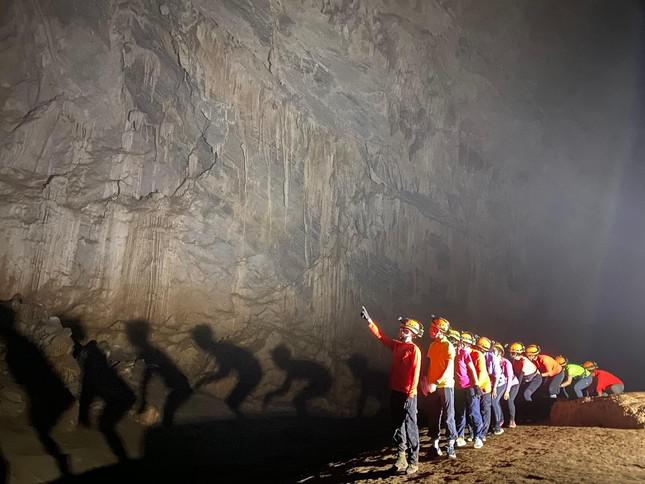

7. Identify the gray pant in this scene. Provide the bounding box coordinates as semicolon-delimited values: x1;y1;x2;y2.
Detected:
391;391;419;464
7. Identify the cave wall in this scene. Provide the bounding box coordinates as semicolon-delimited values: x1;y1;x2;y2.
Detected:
1;0;642;408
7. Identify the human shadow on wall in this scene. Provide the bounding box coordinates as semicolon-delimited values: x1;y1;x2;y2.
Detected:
346;353;389;418
262;345;332;417
0;445;7;484
191;324;262;417
0;297;75;477
125;320;192;427
64;318;136;462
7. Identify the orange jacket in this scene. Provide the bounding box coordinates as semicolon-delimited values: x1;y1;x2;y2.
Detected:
534;354;562;377
369;320;421;397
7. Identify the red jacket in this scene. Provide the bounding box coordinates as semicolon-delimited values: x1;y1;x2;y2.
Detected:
369;321;421;397
593;369;623;394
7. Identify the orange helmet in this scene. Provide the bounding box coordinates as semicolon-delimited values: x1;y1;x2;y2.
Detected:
555;355;567;366
430;316;450;334
509;342;525;355
399;317;424;337
582;360;598;371
525;344;541;357
494;342;505;355
460;331;475;346
477;336;492;352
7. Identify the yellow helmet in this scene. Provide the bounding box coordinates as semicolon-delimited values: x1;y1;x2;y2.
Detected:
477;336;492;352
494;342;505;355
447;329;461;343
509;342;525;355
460;331;475;346
525;344;541;357
582;360;598;371
555;355;567;366
430;316;450;334
399;317;424;337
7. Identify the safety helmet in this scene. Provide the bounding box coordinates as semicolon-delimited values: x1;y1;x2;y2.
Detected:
399;317;424;338
493;342;505;355
447;329;461;343
509;342;525;355
525;344;541;357
477;336;492;352
555;355;568;366
460;331;475;346
430;315;450;334
582;360;598;371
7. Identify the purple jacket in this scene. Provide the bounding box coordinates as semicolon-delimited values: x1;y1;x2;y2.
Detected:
501;357;519;388
455;347;476;389
485;351;502;387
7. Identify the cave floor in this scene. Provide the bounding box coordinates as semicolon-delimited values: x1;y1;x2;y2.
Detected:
0;414;644;483
302;425;645;483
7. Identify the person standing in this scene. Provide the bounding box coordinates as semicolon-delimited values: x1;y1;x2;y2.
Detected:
453;331;484;449
361;307;423;475
478;337;501;436
495;343;519;428
425;316;457;459
461;332;489;448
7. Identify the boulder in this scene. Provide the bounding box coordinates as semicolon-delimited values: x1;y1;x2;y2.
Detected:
550;392;645;429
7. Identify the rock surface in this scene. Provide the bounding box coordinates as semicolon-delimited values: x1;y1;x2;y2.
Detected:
550;392;645;429
0;0;643;411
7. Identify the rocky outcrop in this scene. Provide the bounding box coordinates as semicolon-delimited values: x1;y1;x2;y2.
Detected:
0;0;642;413
550;393;645;429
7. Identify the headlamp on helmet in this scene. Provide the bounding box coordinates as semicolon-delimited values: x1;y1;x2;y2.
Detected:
430;315;450;334
399;317;424;338
509;342;525;356
477;336;492;352
525;344;541;357
460;331;475;346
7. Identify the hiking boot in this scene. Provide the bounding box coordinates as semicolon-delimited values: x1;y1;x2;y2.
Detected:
446;445;457;459
456;437;467;447
473;437;484;449
493;428;504;436
406;463;419;475
392;451;408;472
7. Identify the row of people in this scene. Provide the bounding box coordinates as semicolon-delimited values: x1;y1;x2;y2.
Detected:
360;308;624;476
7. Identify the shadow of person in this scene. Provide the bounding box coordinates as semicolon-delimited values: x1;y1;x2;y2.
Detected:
346;354;389;418
263;345;332;417
125;320;192;427
0;445;7;484
67;319;136;462
0;298;74;476
191;324;262;417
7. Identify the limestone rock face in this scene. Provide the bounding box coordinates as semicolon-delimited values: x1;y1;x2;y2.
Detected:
0;1;642;412
550;393;645;429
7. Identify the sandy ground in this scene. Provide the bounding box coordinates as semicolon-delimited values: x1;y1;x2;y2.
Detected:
302;425;645;483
